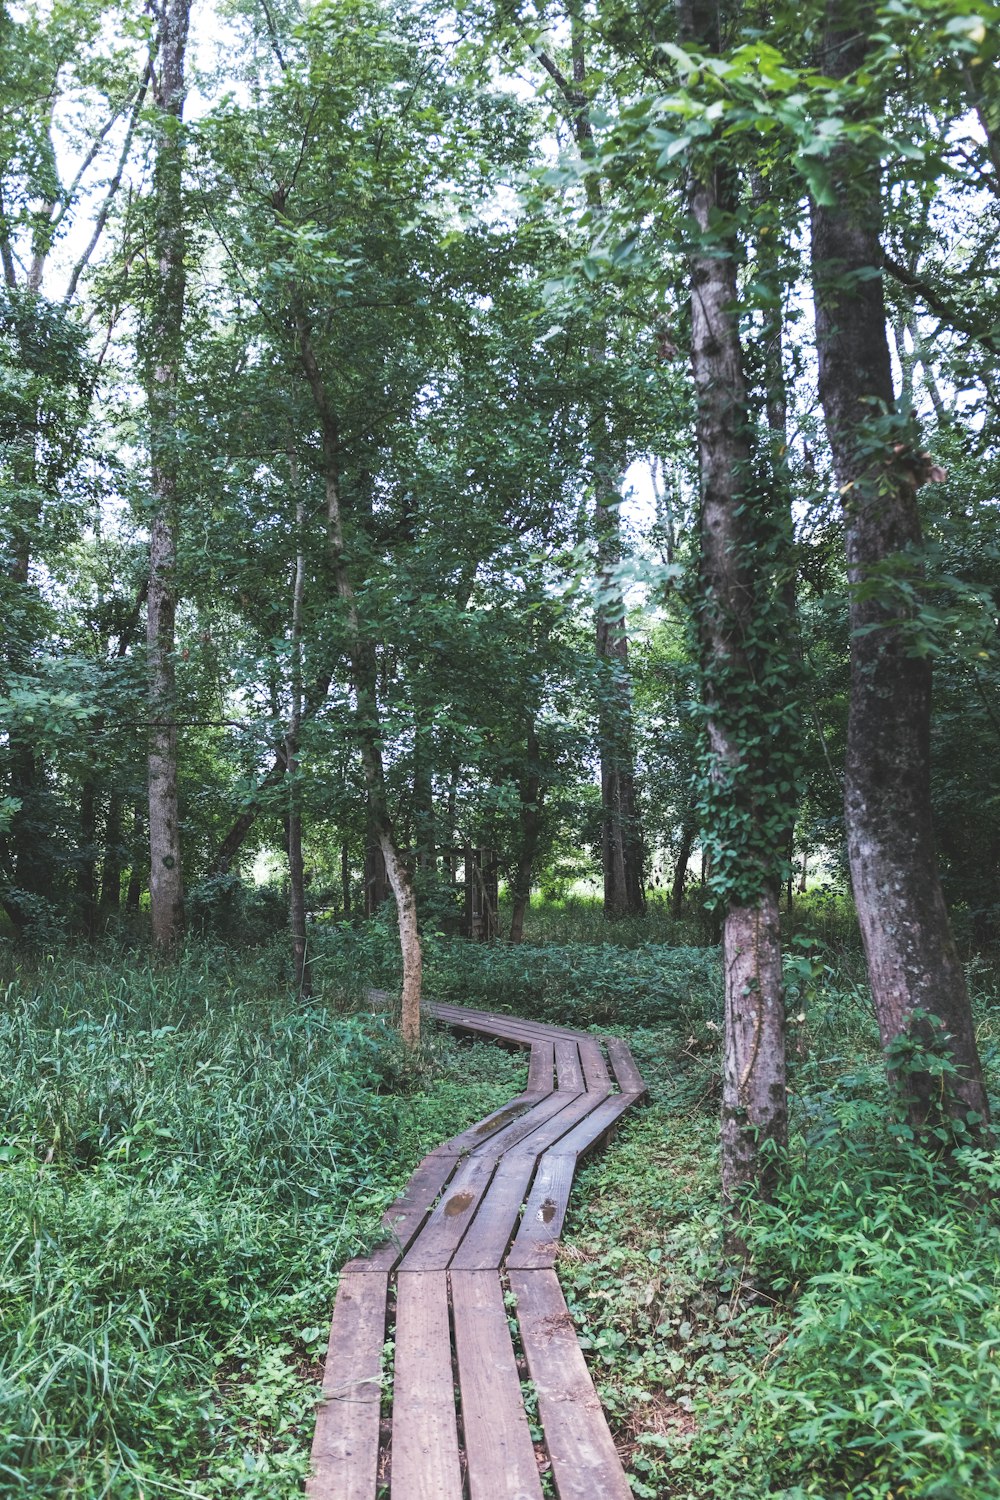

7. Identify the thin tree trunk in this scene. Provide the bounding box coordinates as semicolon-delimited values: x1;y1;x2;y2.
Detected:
286;459;309;996
341;841;351;918
508;723;544;945
145;0;191;951
77;780;98;936
670;815;696;918
413;729;435;872
678;0;789;1211
98;791;125;925
297;316;422;1047
126;802;145;914
811;1;990;1131
536;12;645;917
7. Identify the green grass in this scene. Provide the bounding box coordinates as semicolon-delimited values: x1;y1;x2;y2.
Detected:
0;941;525;1499
555;973;1000;1500
2;930;998;1499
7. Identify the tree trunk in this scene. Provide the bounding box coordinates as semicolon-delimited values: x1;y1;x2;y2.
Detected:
670;815;695;918
341;841;351;918
538;10;645;918
811;1;990;1130
508;724;544;946
77;780;98;937
126;802;144;914
145;0;191;951
98;791;125;925
286;474;309;996
297;316;422;1048
413;730;436;872
678;0;790;1210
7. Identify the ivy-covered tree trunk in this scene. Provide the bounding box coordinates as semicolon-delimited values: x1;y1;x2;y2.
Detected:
811;0;989;1130
145;0;191;951
678;0;793;1210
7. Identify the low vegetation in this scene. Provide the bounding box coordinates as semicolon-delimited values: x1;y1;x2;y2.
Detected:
1;906;997;1498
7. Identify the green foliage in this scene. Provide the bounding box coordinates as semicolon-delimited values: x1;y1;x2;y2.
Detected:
0;940;525;1497
306;918;722;1029
554;960;1000;1500
730;1114;1000;1499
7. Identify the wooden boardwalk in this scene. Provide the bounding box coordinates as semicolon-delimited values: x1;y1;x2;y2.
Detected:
307;1001;647;1500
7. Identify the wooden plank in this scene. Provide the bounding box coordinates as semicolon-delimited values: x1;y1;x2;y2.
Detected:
441;1091;546;1156
604;1037;647;1098
428;1001;583;1043
554;1039;582;1093
451;1270;545;1500
526;1040;555;1094
399;1153;498;1271
450;1150;537;1271
469;1088;584;1161
348;1146;461;1272
498;1086;610;1166
506;1097;642;1271
391;1271;462;1500
307;1269;388;1500
509;1268;632;1500
505;1152;576;1271
543;1093;639;1166
427;1002;545;1043
577;1036;610;1091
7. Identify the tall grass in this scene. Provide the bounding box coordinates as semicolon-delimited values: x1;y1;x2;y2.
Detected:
0;941;525;1498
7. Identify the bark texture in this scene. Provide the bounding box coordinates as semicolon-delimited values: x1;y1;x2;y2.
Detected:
811;1;989;1128
145;0;191;950
678;0;788;1206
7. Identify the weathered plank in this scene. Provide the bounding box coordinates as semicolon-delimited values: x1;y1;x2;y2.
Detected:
509;1267;632;1500
505;1152;576;1271
469;1088;584;1161
391;1271;462;1499
544;1092;639;1166
449;1149;537;1271
577;1036;611;1091
526;1040;555;1093
451;1270;545;1500
604;1036;647;1098
348;1146;461;1273
308;1269;388;1500
554;1038;583;1093
399;1153;498;1271
441;1091;547;1156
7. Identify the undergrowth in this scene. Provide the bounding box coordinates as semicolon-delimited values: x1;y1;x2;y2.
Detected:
557;982;1000;1500
0;942;524;1499
2;929;998;1499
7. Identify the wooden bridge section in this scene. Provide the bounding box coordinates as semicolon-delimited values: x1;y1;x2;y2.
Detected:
307;1001;647;1500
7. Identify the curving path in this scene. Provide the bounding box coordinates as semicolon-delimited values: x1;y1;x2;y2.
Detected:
306;1000;647;1500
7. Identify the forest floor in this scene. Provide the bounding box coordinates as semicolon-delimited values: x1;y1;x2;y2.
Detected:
0;905;998;1499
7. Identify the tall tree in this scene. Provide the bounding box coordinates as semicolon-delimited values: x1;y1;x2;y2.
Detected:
533;12;646;917
144;0;191;950
676;0;797;1210
810;0;990;1130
